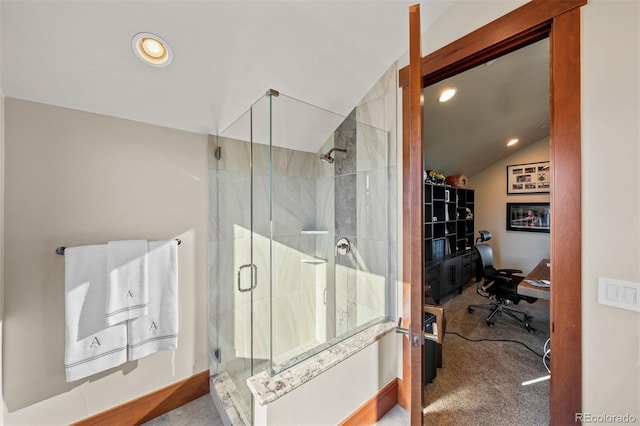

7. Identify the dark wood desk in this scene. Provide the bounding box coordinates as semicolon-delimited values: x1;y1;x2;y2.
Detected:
518;258;551;300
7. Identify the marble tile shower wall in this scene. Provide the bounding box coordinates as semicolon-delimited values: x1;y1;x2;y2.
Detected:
332;108;390;335
356;62;398;324
316;134;336;339
333;111;358;335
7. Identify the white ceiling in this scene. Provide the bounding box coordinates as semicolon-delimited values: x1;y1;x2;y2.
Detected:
1;0;454;152
423;38;550;177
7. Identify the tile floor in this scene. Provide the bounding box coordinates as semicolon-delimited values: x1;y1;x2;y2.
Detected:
142;395;224;426
142;393;408;425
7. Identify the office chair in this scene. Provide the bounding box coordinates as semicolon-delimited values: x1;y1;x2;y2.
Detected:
467;231;537;333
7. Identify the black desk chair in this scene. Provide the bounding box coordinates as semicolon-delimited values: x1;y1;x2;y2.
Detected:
467;231;537;333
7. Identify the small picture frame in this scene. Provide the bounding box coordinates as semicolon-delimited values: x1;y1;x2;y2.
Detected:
506;202;550;233
507;161;550;194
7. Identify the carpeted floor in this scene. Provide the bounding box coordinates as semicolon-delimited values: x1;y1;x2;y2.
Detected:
423;282;551;426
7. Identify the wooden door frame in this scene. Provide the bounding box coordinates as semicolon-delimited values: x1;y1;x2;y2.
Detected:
400;5;425;424
399;1;586;424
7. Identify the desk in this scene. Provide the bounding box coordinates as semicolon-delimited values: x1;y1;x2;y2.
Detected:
518;258;551;300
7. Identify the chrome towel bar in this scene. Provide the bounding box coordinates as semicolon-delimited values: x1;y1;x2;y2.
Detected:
55;239;181;255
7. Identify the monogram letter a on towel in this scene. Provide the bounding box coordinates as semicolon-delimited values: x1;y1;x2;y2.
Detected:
64;245;127;382
128;240;178;360
106;240;150;325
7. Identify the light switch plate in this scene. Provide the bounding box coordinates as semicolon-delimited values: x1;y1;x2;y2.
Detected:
598;277;640;312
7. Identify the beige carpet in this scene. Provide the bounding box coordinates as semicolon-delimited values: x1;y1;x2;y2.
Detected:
423;282;551;426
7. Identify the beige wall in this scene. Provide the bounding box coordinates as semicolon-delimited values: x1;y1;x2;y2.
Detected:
0;7;4;323
1;0;6;416
1;88;5;424
2;99;209;425
407;0;640;418
581;0;640;416
471;138;550;274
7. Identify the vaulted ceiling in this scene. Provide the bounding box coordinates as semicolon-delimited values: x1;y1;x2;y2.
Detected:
1;0;453;152
1;1;548;166
423;38;550;177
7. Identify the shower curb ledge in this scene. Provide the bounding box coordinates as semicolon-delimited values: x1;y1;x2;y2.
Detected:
246;321;396;406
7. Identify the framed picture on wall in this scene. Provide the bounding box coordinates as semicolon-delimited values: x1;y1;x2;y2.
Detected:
506;161;550;194
506;202;550;233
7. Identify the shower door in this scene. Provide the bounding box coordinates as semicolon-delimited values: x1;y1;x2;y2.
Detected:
211;95;274;425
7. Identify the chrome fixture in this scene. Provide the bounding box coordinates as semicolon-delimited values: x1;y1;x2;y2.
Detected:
395;317;439;344
237;263;257;292
335;237;351;256
319;148;347;164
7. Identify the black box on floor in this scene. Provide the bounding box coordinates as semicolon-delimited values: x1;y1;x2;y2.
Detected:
423;313;437;384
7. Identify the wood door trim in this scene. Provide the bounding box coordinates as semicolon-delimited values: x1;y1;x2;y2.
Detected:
549;8;582;423
399;0;584;423
398;0;587;88
402;5;425;424
398;81;412;409
71;370;210;425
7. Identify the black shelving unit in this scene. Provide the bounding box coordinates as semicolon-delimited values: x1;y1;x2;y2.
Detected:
424;182;476;303
424;183;474;261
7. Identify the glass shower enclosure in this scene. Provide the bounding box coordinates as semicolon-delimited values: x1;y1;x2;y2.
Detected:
208;90;391;424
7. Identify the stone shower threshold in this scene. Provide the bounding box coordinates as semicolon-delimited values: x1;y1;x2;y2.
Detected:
246;320;396;406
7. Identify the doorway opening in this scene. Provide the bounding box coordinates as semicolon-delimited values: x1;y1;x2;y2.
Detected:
399;1;584;424
421;38;551;423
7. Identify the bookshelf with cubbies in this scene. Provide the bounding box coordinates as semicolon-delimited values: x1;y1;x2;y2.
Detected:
424;182;476;302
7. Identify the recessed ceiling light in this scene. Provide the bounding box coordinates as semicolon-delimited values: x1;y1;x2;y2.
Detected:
438;88;457;103
132;32;172;67
507;138;519;146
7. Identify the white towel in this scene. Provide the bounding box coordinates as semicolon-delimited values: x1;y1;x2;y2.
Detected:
64;245;127;382
106;240;149;326
127;240;178;360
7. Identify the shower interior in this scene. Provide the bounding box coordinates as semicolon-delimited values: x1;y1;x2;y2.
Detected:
208;91;392;424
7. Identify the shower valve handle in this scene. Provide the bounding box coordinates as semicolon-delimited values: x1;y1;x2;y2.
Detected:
335;238;351;256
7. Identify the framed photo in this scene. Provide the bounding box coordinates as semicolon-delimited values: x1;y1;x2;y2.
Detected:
506;161;550;194
506;202;550;233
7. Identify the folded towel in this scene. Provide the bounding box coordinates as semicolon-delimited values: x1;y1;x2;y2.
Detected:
64;245;127;382
106;240;149;326
127;240;178;360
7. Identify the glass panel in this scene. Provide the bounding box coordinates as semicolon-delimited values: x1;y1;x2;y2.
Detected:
209;90;390;424
209;94;270;425
268;94;389;374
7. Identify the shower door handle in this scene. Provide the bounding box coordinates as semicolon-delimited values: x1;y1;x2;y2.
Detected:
237;264;258;292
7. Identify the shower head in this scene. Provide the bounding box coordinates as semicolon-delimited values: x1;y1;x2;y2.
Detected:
319;153;335;164
319;148;347;164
